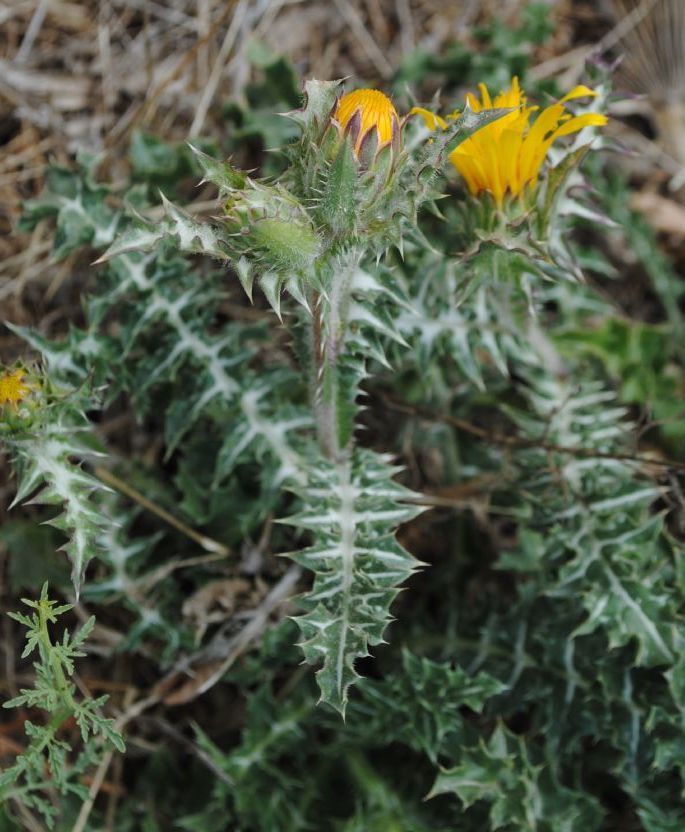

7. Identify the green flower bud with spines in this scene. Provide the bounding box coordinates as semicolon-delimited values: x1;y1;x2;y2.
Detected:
223;181;321;272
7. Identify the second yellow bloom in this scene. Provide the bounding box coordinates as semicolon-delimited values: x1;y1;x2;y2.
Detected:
413;77;607;206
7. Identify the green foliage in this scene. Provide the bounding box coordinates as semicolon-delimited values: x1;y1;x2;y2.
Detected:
0;584;123;828
129;131;216;194
354;650;507;762
285;449;421;713
599;168;685;337
556;316;685;448
1;376;109;596
561;166;685;451
3;25;685;832
88;83;512;712
0;520;70;593
19;153;119;259
429;723;602;831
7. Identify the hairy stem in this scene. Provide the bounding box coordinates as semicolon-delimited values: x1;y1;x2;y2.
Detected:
310;253;357;460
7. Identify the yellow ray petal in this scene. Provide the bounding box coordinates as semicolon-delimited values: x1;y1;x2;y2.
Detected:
518;103;564;183
450;145;488;195
478;83;493;109
559;85;600;103
499;128;525;198
494;76;524;110
409;107;447;130
0;369;31;408
550;112;608;138
335;88;399;153
442;77;606;202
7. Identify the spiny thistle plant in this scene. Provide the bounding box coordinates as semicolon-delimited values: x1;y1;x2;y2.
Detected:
4;78;605;715
0;365;107;598
10;52;685;830
92;80;515;712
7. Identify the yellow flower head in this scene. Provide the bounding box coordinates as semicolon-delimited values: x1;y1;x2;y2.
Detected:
413;78;608;206
0;368;31;409
454;78;606;205
334;89;400;158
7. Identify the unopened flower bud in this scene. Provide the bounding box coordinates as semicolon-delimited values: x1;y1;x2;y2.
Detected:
334;89;400;158
327;89;401;172
224;183;320;272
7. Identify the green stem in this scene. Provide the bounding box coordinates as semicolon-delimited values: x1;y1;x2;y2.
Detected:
35;708;74;757
38;604;77;714
310;253;357;460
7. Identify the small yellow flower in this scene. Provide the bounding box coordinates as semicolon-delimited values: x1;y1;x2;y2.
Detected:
334;89;400;158
0;368;31;409
413;78;607;206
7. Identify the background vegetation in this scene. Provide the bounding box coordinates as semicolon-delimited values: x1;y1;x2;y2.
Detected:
2;1;685;829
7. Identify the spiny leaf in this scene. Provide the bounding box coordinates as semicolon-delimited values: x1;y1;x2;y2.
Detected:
284;448;422;714
428;723;602;831
8;409;109;598
188;143;247;192
95;197;231;263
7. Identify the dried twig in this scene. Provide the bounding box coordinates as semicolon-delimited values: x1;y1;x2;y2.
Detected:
189;0;250;137
332;0;393;78
94;465;232;556
154;564;302;705
14;0;49;64
381;393;685;473
71;692;160;832
530;0;660;82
